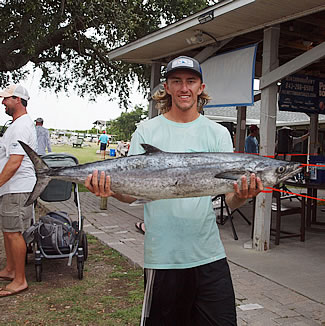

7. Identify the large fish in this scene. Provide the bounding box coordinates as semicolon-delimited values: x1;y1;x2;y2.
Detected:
19;141;302;206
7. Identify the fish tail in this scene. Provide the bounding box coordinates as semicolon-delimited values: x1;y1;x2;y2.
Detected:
18;141;52;206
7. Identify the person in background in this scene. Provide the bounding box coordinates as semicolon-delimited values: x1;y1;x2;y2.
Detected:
85;56;263;325
245;124;259;154
0;84;37;297
98;130;109;159
35;117;51;155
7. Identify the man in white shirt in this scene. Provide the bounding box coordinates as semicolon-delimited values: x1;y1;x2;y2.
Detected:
35;117;52;155
0;84;37;297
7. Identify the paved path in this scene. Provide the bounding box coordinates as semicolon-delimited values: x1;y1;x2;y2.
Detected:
7;192;325;325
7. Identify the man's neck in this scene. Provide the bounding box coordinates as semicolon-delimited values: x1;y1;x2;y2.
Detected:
12;109;27;122
164;107;200;123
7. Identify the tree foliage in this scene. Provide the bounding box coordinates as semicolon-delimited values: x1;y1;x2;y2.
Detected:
0;0;209;106
107;105;147;140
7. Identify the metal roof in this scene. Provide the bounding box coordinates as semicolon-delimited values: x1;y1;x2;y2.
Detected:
204;103;325;127
109;0;325;75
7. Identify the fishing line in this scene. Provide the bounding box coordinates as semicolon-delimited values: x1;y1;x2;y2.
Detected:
301;163;325;168
266;186;325;202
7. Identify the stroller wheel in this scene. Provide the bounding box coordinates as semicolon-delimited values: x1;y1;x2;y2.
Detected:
81;232;88;261
77;248;84;280
77;260;84;280
35;250;42;282
35;264;42;282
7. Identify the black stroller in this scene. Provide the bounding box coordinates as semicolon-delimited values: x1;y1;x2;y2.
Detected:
25;153;88;281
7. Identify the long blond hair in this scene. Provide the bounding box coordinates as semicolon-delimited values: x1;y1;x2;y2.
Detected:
152;86;211;114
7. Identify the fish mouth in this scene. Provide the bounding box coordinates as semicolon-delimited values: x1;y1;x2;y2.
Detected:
277;164;303;184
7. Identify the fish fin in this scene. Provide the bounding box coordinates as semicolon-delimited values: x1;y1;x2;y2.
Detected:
18;141;52;206
141;144;163;154
214;172;246;180
25;177;51;206
130;199;152;206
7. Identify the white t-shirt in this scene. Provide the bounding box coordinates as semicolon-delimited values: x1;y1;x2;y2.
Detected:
0;114;37;196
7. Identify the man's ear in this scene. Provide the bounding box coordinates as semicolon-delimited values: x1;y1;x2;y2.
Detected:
164;82;170;95
197;83;206;96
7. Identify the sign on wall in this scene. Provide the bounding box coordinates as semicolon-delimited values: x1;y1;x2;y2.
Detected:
202;44;257;107
279;74;325;115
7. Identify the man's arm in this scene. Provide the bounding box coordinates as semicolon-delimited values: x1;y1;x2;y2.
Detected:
225;174;263;210
85;170;136;204
0;154;24;187
46;131;52;152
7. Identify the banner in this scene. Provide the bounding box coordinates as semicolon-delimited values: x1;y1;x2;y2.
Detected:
279;74;325;115
202;44;257;107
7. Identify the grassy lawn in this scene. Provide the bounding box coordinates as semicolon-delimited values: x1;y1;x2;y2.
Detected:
50;143;118;192
51;143;118;164
0;236;144;326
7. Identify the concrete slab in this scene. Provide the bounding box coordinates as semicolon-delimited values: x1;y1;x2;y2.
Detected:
33;191;325;324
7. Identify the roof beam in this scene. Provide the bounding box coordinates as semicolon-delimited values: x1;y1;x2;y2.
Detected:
108;0;254;60
260;40;325;89
194;38;233;63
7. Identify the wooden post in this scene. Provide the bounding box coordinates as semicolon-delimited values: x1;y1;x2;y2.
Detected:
148;62;161;119
253;25;280;251
235;106;246;153
100;197;108;210
309;114;319;155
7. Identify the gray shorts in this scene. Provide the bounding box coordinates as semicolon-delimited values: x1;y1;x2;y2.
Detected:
0;193;32;233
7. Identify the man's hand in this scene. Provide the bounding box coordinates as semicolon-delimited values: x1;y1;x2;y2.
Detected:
85;170;114;197
226;173;263;210
85;170;137;204
233;173;263;199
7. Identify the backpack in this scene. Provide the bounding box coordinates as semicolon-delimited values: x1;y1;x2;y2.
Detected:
24;211;77;255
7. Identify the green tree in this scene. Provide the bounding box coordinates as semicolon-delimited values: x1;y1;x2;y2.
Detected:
0;0;209;106
108;105;147;140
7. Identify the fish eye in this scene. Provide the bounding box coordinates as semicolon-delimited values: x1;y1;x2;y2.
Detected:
277;166;286;174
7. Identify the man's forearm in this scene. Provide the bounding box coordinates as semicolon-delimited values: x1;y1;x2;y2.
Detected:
0;155;23;187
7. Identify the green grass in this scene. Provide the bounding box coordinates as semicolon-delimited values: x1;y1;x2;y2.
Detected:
51;143;118;164
0;236;144;326
50;143;118;192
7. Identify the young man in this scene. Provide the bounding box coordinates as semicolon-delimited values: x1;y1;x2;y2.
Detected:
0;84;37;297
35;117;52;155
98;130;109;159
85;56;263;325
244;124;259;154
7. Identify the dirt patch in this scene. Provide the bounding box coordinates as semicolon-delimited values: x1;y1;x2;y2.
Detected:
0;203;144;326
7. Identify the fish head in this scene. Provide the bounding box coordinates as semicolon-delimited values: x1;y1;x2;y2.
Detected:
255;159;302;187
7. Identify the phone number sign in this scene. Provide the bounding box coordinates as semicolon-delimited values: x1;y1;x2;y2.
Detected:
279;74;325;115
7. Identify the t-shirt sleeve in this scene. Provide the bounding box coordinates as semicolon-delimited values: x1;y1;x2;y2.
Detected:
216;127;234;153
128;128;146;156
7;127;29;156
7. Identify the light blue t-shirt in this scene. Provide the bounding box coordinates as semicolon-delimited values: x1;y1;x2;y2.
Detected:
128;114;234;269
99;134;109;144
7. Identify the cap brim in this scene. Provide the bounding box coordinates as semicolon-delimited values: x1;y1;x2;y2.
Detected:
166;68;202;80
0;91;12;98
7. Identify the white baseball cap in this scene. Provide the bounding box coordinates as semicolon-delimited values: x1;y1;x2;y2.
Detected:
0;84;30;101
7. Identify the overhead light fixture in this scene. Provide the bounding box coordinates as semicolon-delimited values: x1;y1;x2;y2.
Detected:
186;31;204;45
198;10;214;24
302;40;313;48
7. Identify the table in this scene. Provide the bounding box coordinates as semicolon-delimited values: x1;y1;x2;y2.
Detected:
284;180;325;229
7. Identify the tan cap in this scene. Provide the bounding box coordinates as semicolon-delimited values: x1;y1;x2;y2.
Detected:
0;84;30;101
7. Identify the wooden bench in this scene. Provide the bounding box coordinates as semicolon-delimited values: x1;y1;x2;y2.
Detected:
72;138;83;147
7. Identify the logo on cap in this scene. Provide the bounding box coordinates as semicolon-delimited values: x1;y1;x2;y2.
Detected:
172;58;194;69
